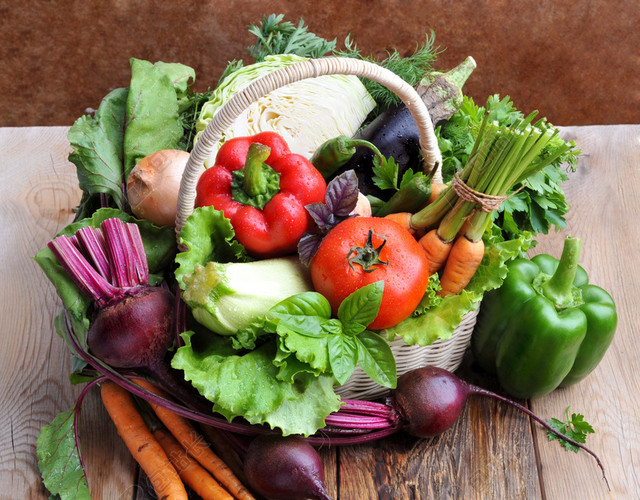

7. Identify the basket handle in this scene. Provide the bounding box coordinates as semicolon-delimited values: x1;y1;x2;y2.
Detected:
175;57;443;234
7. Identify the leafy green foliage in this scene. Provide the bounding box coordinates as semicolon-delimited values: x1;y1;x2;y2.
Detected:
37;408;91;500
436;95;579;241
178;89;214;151
246;14;438;113
68;88;128;219
171;281;396;435
370;154;426;198
172;332;341;436
123;59;195;177
248;14;336;61
547;407;595;452
67;58;204;220
384;229;532;345
336;33;440;112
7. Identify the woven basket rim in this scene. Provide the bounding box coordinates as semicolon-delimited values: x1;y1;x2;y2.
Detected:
174;56;442;236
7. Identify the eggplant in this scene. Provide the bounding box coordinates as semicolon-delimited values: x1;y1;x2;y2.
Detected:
330;56;476;200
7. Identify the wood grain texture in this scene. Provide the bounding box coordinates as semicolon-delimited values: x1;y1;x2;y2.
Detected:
1;125;639;499
528;125;640;499
0;127;137;499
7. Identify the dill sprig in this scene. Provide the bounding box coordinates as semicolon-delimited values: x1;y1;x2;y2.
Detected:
335;32;441;111
248;14;337;62
241;14;441;114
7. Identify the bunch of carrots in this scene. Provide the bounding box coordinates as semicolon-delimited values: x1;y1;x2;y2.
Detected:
101;379;255;500
388;111;572;296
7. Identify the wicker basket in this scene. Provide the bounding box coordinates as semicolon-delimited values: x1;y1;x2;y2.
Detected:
175;57;477;400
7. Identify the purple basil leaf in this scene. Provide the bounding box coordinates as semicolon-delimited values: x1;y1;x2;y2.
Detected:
298;233;324;266
305;203;336;232
326;170;359;217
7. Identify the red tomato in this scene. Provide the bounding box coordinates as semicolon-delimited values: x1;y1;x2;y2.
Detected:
310;217;430;330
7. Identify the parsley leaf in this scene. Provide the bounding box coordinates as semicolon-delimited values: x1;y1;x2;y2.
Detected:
546;407;595;453
371;155;400;191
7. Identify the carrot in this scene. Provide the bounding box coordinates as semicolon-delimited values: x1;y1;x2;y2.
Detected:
438;235;485;296
134;379;256;500
428;182;448;204
419;229;453;274
154;427;234;500
384;212;415;234
100;381;188;500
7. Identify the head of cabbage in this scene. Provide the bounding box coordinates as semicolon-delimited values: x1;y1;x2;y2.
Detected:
194;54;376;164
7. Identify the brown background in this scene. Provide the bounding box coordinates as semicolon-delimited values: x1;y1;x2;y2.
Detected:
1;0;639;128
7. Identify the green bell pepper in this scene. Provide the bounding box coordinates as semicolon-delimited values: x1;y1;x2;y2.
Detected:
472;236;617;399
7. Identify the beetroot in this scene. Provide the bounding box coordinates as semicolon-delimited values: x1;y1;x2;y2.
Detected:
88;287;175;369
314;366;608;488
392;365;468;437
244;434;332;500
48;218;196;404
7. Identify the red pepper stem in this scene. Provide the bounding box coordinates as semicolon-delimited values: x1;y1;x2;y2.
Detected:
541;236;582;307
243;143;273;197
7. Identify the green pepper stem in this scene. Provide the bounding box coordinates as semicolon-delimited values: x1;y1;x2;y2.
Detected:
243;143;273;196
541;236;582;307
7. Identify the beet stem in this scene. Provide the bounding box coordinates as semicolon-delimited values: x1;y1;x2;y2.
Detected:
324;413;392;429
101;218;141;288
339;398;394;417
467;383;610;490
76;227;112;282
73;376;105;474
125;223;149;285
48;235;119;305
305;426;400;446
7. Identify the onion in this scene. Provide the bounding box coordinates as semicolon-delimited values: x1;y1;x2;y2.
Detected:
127;149;190;227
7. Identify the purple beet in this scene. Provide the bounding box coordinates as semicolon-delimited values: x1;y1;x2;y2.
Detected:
244;434;332;500
88;286;175;370
48;218;198;405
392;365;468;437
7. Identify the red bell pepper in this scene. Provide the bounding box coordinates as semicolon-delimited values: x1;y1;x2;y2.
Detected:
195;131;327;258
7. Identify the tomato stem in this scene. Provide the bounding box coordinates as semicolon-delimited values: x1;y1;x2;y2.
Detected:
346;230;388;273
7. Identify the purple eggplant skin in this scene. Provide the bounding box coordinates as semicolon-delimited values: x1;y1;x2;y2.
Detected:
330;56;476;200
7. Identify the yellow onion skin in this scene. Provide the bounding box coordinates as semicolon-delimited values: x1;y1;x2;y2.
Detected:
127;149;190;227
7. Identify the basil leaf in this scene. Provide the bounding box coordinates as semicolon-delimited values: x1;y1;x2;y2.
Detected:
338;281;384;335
270;292;333;338
325;170;359;216
328;334;359;385
356;331;397;388
305;202;335;231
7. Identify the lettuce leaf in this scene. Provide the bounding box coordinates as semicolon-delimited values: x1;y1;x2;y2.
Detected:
174;206;249;286
171;331;340;436
383;229;532;345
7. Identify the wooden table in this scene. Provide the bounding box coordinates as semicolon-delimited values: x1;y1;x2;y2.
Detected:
1;125;638;499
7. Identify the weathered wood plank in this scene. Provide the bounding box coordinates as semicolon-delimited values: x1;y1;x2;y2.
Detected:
0;127;137;499
527;125;640;499
324;353;542;500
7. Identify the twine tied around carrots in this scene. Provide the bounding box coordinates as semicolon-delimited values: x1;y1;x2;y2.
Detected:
450;171;525;213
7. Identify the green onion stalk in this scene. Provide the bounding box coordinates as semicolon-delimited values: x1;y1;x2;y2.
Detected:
410;111;572;244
